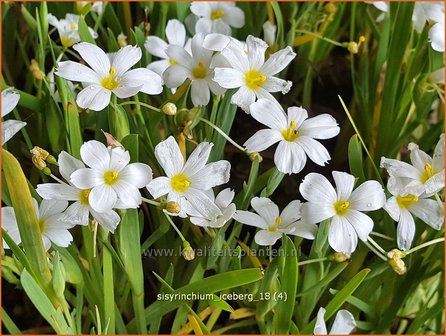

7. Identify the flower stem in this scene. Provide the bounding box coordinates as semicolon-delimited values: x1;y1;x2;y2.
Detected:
163;212;187;242
198;117;246;153
367;236;387;255
119;101;161;113
141;197;161;207
363;240;388;261
434;193;444;212
370;231;394;241
299;257;328;266
294;29;344;47
405;237;444;255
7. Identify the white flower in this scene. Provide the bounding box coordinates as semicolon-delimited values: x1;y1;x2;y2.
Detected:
47;13;98;48
233;197;317;246
213;35;295;112
429;20;444;52
300;171;386;253
380;134;444;196
163;33;225;106
314;307;356;335
36;151;121;232
145;19;190;75
190;188;236;227
263;21;277;48
244;99;340;174
383;176;443;250
56;42;163;111
190;2;245;35
69;140;152;213
2;88;26;145
2;199;73;251
147;136;231;219
77;1;106;15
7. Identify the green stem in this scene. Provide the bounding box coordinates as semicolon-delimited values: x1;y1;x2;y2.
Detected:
299;257;328;266
405;237;444;255
163;212;187;242
119;101;161;113
367;236;387;255
103;234;115;333
370;231;394;241
434;193;444;211
294;29;344;47
198;117;246;153
141;197;161;207
363;240;387;261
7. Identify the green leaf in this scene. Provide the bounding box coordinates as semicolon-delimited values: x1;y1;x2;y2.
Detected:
348;134;366;183
260;168;285;197
1;308;21;334
274;235;298;333
78;15;96;44
301;268;371;333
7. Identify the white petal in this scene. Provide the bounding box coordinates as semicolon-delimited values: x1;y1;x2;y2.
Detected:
1;207;21;248
195;18;213;35
251;197;279;224
380;157;420;180
301;202;335;224
190;33;213;64
330;310;356;334
224;6;245;28
255;230;282;246
263;21;276;47
58;151;85;181
147;60;170;75
185;188;221;218
410;199;443;230
298;136;331;166
36;183;80;201
2;88;20;117
91;208;121;233
144;36;168;58
89;184;117;212
260;46;296;76
244;129;282;153
190;2;211;17
344;210;374;241
249;98;287;130
397;209;415;250
76;84;111;111
213;68;244;88
246;35;267;69
73;42;110;76
109;146;130;171
383;196;401;222
56;61;99;83
432;134;444;171
203;33;231;52
62;202;89;226
349;180;386;211
233;210;268;229
190;160;231;190
39;199;68;219
163;65;190;88
1;120;27;145
80;140;110;170
425;170;445;195
182;142;213;176
332;171;355;200
220;42;250;72
120;68;163;95
262;77;292;94
120;163;152;188
408;143;432;171
328;216;358;253
429;22;444;52
191;79;210;106
111;45;142;76
190;216;211;227
299;172;337;203
166;19;186;46
231;86;255;112
280;200;302;223
147;176;171;199
314;308;328;335
154;136;184;176
112;85;142;99
215;188;235;209
274;141;306;174
165;45;194;68
299;114;340;139
284;221;317;239
286;107;307;130
112;181;141;209
44;228;73;247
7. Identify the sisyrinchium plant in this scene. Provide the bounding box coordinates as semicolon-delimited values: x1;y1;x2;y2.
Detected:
1;1;444;335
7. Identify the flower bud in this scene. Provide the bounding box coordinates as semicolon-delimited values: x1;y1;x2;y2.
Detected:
117;33;128;47
30;59;45;80
101;129;123;148
165;201;181;214
32;156;47;170
30;146;49;160
325;3;337;14
249;152;263;162
42;167;52;176
52;253;66;298
182;241;195;261
333;252;351;262
162;102;177;116
348;42;359;54
46;155;58;166
387;249;407;275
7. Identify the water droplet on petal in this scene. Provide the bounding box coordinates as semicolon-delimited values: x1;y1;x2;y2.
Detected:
367;203;372;207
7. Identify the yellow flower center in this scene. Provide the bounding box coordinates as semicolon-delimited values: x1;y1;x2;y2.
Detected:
100;67;120;90
192;60;207;79
70;23;77;30
281;120;299;142
397;194;419;209
171;173;191;193
211;10;225;20
244;69;266;90
79;189;92;205
38;219;46;233
419;163;437;183
334;200;350;216
60;37;75;48
103;170;120;185
169;58;177;65
268;216;282;232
